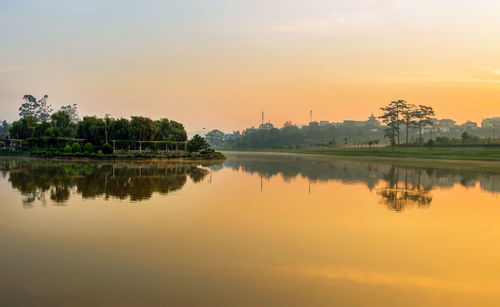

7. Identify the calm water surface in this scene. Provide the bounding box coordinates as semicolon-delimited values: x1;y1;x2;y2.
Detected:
1;152;500;306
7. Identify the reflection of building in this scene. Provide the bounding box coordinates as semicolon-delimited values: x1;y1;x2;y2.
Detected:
225;153;500;210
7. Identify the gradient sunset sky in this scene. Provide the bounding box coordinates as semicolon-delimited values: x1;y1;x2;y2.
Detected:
1;0;500;131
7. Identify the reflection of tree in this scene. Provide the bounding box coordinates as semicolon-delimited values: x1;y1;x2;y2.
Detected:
225;153;500;197
189;166;209;183
1;160;214;206
50;186;71;204
377;166;433;212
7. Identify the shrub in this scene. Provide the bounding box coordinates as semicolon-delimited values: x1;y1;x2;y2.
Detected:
102;143;113;154
64;145;72;153
187;134;210;152
84;142;95;153
72;143;81;153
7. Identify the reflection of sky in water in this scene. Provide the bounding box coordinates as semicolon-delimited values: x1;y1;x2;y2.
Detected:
2;154;500;306
3;154;500;212
223;153;500;195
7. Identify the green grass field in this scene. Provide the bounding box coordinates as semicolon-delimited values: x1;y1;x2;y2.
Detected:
298;147;500;161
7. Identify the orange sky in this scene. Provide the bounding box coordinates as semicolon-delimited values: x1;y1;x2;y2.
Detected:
1;0;500;131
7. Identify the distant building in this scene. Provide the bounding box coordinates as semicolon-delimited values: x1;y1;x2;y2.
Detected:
319;120;330;127
343;120;365;127
259;122;274;130
439;119;456;128
343;114;380;127
205;129;225;142
459;121;478;129
482;117;500;128
224;133;238;141
366;114;380;126
430;119;456;132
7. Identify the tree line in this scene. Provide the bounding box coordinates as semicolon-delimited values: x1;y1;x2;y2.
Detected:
8;94;188;146
220;100;437;150
225;121;383;150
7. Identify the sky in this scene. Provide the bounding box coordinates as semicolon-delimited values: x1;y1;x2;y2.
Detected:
1;0;500;132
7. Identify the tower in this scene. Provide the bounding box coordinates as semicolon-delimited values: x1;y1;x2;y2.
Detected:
262;111;264;126
310;110;312;123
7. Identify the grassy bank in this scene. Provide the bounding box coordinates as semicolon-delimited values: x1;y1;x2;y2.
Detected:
296;147;500;161
0;150;225;160
224;147;500;161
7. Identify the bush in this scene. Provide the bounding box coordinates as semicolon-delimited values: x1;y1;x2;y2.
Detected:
84;142;95;153
102;143;113;154
72;143;81;153
64;145;72;153
187;134;210;152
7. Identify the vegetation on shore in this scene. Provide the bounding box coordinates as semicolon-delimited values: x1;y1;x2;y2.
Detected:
2;94;224;159
233;146;500;162
0;149;225;160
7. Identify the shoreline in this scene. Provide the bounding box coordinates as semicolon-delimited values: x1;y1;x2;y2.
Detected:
222;149;500;173
222;147;500;162
0;152;226;162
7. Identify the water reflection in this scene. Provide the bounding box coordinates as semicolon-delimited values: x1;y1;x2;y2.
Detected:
378;166;433;212
3;154;500;212
224;153;500;211
0;159;218;206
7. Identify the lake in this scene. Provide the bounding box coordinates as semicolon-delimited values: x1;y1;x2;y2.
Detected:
1;152;500;306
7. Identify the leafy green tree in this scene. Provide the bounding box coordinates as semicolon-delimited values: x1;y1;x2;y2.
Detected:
461;132;469;144
36;95;52;122
130;116;157;141
71;143;81;153
435;136;450;146
167;120;187;141
84;142;95;153
102;143;113;154
109;118;131;140
10;116;38;138
19;95;39;118
19;95;53;121
384;128;396;147
281;122;303;147
154;119;187;141
77;116;105;145
60;104;79;123
49;111;74;137
401;103;416;144
187;134;210;152
413;105;435;145
0;120;10;137
64;145;72;153
155;118;172;140
379;100;407;145
34;121;50;138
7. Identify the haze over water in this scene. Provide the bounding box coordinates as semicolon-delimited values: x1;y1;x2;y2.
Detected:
1;153;500;306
